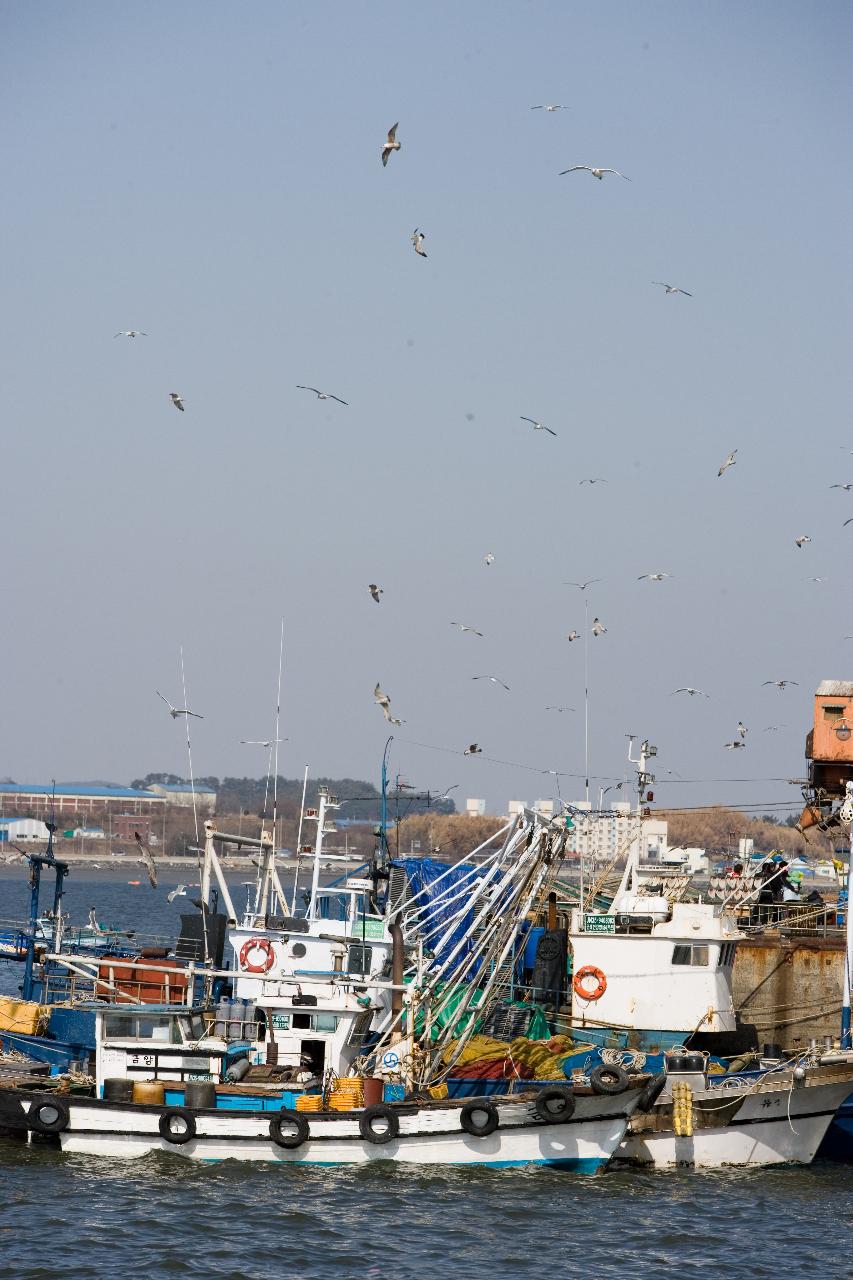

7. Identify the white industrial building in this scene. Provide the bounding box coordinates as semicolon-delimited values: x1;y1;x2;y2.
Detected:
0;817;51;842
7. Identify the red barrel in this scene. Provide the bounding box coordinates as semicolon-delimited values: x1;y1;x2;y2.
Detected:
362;1076;384;1107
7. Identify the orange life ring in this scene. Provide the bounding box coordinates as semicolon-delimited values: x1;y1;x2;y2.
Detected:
573;965;607;1001
239;937;275;974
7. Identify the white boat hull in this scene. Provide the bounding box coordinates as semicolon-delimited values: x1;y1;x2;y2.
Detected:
617;1063;853;1169
5;1088;641;1171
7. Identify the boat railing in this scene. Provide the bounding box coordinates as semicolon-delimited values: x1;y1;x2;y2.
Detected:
736;901;843;938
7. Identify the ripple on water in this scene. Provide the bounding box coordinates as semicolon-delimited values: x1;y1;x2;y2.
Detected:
1;1143;852;1280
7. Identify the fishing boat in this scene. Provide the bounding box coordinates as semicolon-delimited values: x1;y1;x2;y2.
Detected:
0;1069;650;1168
615;1048;853;1169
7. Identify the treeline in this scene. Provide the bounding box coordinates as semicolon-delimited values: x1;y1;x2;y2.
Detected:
130;773;456;821
664;806;839;859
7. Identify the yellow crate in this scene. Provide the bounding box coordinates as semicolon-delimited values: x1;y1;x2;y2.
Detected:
0;996;48;1036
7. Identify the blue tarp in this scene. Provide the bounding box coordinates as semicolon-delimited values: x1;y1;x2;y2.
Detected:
397;857;478;977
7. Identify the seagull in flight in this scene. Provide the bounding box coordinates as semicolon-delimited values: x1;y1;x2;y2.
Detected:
381;123;401;167
795;535;812;548
763;679;798;689
451;622;484;637
472;675;510;691
737;721;748;739
297;385;348;405
565;579;601;591
531;103;565;111
240;738;286;747
434;784;460;801
638;572;671;582
411;228;427;258
807;576;827;583
170;392;184;412
559;165;630;180
566;630;580;642
463;743;482;755
830;483;853;490
844;518;853;527
546;705;575;713
579;478;607;485
652;283;692;296
374;683;404;725
672;687;709;697
134;831;157;889
484;552;495;567
718;450;737;477
520;416;557;437
114;330;147;338
369;583;383;603
156;691;203;719
591;617;607;637
724;740;746;750
167;884;188;904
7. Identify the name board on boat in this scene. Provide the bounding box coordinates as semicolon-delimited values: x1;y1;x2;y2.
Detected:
271;1014;291;1031
582;913;616;934
354;917;386;940
345;878;373;892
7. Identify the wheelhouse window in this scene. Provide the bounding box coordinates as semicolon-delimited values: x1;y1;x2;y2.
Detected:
672;944;709;966
103;1013;180;1042
347;943;373;975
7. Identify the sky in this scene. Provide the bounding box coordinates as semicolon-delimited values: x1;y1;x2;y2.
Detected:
2;1;852;820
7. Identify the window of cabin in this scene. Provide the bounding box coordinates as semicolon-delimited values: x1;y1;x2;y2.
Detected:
672;944;709;966
824;705;845;718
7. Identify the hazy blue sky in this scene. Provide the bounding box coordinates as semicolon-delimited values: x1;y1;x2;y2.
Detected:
3;1;851;818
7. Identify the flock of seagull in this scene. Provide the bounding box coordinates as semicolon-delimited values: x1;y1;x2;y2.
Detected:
119;109;844;792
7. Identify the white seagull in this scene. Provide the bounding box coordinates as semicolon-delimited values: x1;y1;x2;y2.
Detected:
591;617;607;637
463;743;482;755
762;679;799;689
381;123;401;167
795;535;812;549
451;622;484;637
830;483;853;491
844;518;853;527
167;884;188;904
411;229;427;258
579;478;607;485
724;740;746;750
531;104;565;112
170;392;184;412
566;630;580;642
652;282;692;296
134;831;157;889
297;385;348;405
472;675;510;691
737;721;748;738
672;687;709;697
369;583;383;603
565;579;601;591
484;552;495;567
638;572;671;582
114;330;147;338
559;165;630;180
155;691;203;719
374;683;404;725
718;450;737;477
520;416;557;437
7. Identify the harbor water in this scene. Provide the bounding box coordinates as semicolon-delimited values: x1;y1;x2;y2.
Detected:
1;871;852;1279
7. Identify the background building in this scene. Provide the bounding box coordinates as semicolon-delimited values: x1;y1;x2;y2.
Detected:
566;801;668;864
147;783;217;813
0;783;165;817
0;817;51;842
